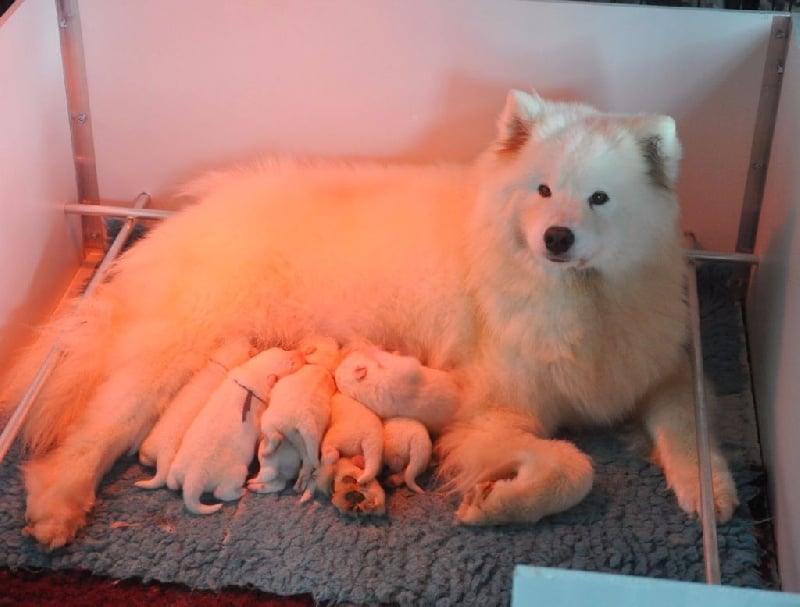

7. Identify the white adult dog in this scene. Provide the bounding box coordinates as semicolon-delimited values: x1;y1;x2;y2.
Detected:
8;90;737;549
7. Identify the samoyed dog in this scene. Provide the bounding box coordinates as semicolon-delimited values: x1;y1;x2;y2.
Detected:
6;90;737;549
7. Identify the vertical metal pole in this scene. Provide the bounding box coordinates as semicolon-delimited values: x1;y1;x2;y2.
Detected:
736;16;791;255
56;0;105;253
687;260;721;585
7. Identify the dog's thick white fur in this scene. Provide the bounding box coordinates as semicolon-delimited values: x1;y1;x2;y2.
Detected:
335;347;459;434
7;90;738;548
382;417;433;494
135;337;252;490
166;346;303;514
321;392;384;485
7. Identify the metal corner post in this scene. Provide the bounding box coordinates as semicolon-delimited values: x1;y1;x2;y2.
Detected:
56;0;105;253
735;15;792;256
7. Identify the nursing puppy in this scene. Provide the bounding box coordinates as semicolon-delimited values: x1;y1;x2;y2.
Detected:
259;363;336;493
320;392;384;485
335;347;459;434
135;337;252;490
382;417;433;494
166;347;303;514
249;336;338;495
9;90;737;548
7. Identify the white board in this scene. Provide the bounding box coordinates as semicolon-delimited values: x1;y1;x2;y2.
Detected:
77;0;774;252
0;0;80;369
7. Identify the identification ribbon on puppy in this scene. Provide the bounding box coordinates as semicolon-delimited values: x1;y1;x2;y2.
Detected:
232;379;267;423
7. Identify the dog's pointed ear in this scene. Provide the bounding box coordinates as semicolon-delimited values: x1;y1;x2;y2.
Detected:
633;115;682;190
495;89;546;156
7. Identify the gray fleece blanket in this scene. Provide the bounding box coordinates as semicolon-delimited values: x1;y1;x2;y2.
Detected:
0;265;776;605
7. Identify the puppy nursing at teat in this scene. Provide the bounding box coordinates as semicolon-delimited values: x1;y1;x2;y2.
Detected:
258;358;336;493
166;347;304;514
7;89;738;549
135;338;252;490
334;347;460;434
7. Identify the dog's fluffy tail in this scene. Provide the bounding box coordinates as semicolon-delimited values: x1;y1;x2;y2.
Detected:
1;292;116;455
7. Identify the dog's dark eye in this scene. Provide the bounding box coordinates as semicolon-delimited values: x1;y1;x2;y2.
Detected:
538;184;551;198
589;191;609;206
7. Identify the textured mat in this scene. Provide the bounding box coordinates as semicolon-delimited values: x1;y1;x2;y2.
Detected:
0;265;776;605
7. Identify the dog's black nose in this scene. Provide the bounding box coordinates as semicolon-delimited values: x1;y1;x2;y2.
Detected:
543;226;575;255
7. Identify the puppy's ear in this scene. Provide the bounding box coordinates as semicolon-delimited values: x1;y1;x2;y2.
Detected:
495;89;546;157
632;115;682;190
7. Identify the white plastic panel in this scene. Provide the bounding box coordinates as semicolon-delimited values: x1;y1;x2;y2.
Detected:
0;0;80;369
513;566;800;606
77;0;773;252
748;15;800;593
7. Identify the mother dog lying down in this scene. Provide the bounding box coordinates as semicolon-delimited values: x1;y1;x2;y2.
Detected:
7;90;738;549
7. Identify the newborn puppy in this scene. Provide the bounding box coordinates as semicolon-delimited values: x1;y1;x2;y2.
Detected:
382;417;433;494
135;338;252;489
166;347;303;514
247;439;302;494
259;363;336;493
320;393;383;485
334;348;459;434
298;334;342;373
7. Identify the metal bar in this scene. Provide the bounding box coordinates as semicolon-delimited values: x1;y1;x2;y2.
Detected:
57;205;760;267
0;194;151;466
687;250;759;265
64;202;174;221
56;0;105;252
687;259;721;585
735;16;792;254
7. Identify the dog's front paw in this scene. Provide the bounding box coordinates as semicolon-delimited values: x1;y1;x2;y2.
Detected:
662;453;739;523
456;480;500;524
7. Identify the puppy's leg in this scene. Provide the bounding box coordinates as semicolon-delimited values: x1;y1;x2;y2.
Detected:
640;356;738;523
213;471;248;502
437;411;593;525
23;365;159;550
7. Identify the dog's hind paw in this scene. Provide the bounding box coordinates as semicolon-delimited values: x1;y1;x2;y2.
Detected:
23;511;86;551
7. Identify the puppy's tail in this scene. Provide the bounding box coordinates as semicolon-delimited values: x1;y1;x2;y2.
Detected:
356;437;383;485
403;432;433;494
134;466;168;490
182;473;222;515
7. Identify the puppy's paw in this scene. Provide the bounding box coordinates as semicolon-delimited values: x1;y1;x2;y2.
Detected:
247;478;287;494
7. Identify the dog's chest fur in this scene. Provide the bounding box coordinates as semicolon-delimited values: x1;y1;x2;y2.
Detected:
468;264;687;433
